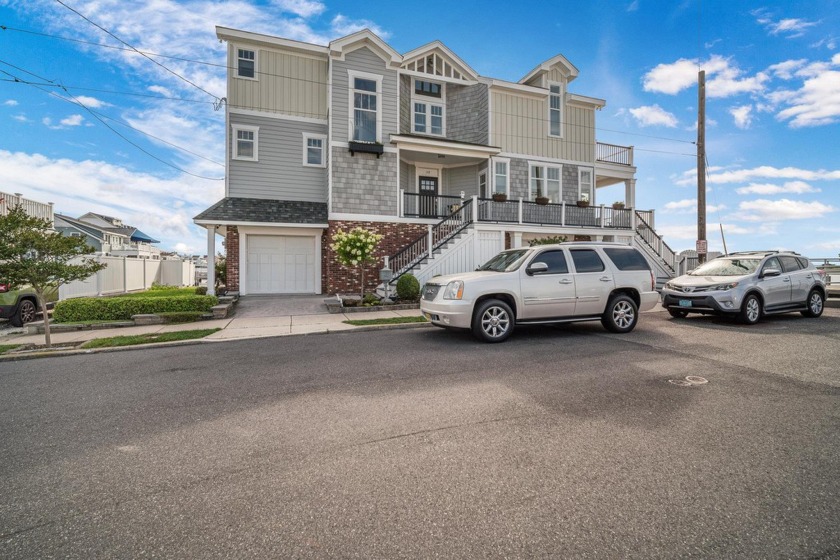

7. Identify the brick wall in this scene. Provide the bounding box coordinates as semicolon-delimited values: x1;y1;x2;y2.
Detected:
322;220;429;295
225;226;240;292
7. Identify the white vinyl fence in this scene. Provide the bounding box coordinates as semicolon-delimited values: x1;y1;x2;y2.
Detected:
59;256;196;300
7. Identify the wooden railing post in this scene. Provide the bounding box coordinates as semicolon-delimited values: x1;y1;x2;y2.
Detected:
427;226;433;259
472;195;478;222
518;198;523;224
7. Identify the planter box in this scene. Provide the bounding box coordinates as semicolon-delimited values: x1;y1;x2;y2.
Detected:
348;141;384;158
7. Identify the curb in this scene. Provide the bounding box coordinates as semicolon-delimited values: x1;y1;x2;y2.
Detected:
0;320;434;362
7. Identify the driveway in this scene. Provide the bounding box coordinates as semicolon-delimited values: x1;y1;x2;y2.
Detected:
232;294;331;317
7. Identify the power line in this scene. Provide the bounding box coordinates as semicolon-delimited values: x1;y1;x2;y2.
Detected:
0;78;212;104
1;61;224;180
52;0;221;102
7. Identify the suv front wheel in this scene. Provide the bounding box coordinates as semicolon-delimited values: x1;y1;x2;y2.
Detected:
472;299;514;343
601;294;638;333
739;293;762;325
11;299;37;327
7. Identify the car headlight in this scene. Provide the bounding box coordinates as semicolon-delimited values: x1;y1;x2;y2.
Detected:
664;282;676;291
443;280;464;300
712;282;739;291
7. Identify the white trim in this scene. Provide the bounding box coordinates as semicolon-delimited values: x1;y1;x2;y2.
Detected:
389;135;500;157
478;170;488;199
568;93;605;109
578;167;595;204
491;157;510;197
347;69;383;143
217;26;329;57
497;151;593;167
400;41;480;82
410;77;446;137
302;132;327;168
547;81;564;139
234;45;258;81
487;79;548;99
231;124;259;161
194;219;328;228
399;69;477;86
228;107;327;125
329;29;402;67
519;53;580;85
327;56;334;215
224;87;230;197
528;161;562;202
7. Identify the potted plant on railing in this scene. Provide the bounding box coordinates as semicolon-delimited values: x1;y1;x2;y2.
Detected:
576;198;590;208
491;192;508;202
348;140;384;158
535;188;549;206
612;201;625;210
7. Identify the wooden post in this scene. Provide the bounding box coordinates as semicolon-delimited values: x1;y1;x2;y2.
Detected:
697;70;707;264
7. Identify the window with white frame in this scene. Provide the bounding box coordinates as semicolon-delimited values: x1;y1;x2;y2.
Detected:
232;125;258;161
237;48;256;79
412;79;445;136
579;167;594;203
493;159;509;195
478;171;488;198
302;133;326;167
350;72;381;143
529;163;562;201
548;82;563;137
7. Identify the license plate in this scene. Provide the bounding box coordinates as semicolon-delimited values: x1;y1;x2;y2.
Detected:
679;299;692;308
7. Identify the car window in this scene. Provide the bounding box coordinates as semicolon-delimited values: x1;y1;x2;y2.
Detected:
779;256;801;272
530;250;568;274
690;258;761;276
477;249;530;272
603;248;650;271
796;257;810;269
570;249;605;273
762;257;782;274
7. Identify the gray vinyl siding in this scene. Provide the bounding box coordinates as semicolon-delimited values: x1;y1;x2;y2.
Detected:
399;75;411;134
490;91;595;163
446;84;489;145
331;148;398;215
227;43;327;119
229;113;327;202
444;166;479;197
399;159;411;191
331;47;399;143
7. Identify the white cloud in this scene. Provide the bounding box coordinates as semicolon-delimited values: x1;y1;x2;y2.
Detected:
737;199;835;221
330;14;391;39
60;114;84;127
147;85;173;96
271;0;325;18
3;99;18;106
643;55;767;98
768;59;808;79
759;16;819;38
775;69;840;127
72;95;109;108
12;114;29;122
677;165;840;186
628;104;678;127
816;239;840;250
0;150;222;253
626;0;639;12
729;104;753;129
663;199;726;214
735;181;820;195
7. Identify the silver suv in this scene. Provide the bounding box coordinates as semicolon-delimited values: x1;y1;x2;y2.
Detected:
420;242;660;342
661;251;826;324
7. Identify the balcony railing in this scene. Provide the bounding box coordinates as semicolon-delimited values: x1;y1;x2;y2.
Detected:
402;192;465;219
596;142;633;166
0;191;54;224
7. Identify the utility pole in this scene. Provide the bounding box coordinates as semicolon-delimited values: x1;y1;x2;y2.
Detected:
697;70;707;263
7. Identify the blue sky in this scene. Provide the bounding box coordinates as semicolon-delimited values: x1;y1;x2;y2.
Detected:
1;0;838;257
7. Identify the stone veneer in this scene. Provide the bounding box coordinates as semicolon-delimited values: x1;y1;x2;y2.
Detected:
322;220;430;295
225;226;240;292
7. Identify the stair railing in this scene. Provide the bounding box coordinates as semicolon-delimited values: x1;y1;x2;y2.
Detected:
634;211;676;274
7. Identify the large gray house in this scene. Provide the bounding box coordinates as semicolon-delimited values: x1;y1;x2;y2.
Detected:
195;27;675;296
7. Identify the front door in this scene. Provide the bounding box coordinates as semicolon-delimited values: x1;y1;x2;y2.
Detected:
419;176;438;218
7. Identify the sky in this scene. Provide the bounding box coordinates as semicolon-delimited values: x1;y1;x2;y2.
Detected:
0;0;838;258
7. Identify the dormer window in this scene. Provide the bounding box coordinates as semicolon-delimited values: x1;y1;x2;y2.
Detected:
412;78;445;136
549;82;563;137
237;48;256;79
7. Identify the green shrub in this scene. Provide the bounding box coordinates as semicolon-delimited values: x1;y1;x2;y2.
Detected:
529;235;568;246
362;293;381;305
195;286;208;295
54;295;218;322
396;274;420;301
114;287;200;298
157;311;206;323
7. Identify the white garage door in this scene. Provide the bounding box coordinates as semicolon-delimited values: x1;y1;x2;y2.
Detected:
247;235;316;294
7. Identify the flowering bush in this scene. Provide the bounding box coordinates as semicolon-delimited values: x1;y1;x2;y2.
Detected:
331;227;384;298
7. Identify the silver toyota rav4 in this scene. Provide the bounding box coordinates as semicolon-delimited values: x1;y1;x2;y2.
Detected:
420;242;660;343
661;251;826;324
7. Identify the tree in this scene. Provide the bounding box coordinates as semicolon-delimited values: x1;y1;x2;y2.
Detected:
0;205;106;348
214;253;226;292
330;227;383;298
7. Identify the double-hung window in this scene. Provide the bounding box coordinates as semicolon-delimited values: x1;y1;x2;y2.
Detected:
493;159;509;195
232;125;258;161
578;167;593;203
350;73;381;143
237;48;256;79
529;163;562;201
412;79;445;136
548;82;563;137
302;133;326;167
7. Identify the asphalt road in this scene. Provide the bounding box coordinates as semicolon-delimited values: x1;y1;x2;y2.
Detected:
1;309;839;559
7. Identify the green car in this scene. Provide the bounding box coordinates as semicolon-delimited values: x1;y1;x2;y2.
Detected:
0;282;59;327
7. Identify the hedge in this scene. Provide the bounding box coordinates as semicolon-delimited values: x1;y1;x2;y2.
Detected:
53;295;218;322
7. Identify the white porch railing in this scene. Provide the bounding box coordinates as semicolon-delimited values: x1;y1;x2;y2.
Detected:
0;191;54;225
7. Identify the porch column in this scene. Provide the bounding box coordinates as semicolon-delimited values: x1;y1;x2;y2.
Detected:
625;179;637;209
206;226;216;296
512;232;523;248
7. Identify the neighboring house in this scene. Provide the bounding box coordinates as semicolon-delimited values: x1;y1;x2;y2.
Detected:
55;212;162;259
0;192;54;225
195;27;676;296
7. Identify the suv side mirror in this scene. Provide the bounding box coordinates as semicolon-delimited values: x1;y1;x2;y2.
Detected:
526;262;549;275
761;267;782;278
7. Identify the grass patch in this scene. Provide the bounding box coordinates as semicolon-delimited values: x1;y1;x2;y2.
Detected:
157;311;205;323
343;316;428;326
0;344;21;355
81;328;221;349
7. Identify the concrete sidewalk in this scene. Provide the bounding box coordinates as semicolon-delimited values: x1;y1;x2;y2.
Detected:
1;308;428;349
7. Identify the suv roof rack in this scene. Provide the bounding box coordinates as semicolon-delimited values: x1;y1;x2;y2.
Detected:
725;250;801;257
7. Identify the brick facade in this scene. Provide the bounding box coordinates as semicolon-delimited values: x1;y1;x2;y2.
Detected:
225;226;240;292
322;220;429;295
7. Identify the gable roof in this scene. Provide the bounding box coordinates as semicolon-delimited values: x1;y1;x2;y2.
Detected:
54;213;126;241
519;53;580;86
401;41;479;84
194;198;328;226
329;29;401;67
